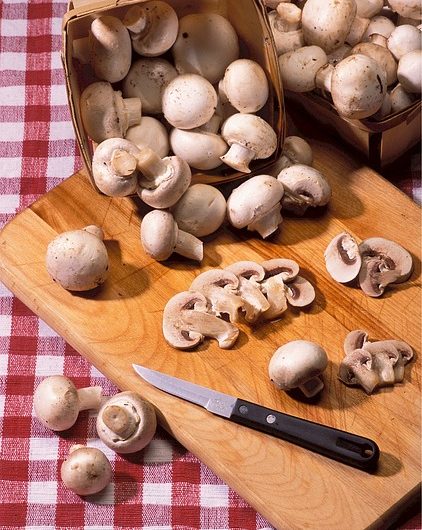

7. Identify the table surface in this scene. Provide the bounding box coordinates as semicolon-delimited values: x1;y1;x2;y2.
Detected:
0;1;420;529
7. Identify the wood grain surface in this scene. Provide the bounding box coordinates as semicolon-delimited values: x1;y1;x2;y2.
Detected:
0;136;420;530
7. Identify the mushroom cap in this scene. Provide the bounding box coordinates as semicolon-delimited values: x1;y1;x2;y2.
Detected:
122;57;177;114
338;349;380;394
278;46;328;92
397;50;422;93
96;391;157;453
387;24;422;61
162;74;218;130
363;341;400;385
331;54;387;119
162;290;239;349
284;276;316;307
170;183;226;237
362;15;396;40
221;59;269;113
92;138;140;196
390;83;416;113
351;42;398;85
388;0;422;20
34;375;80;431
268;11;305;55
279;135;313;169
90;15;132;83
261;258;300;282
220;114;278;159
61;446;112;496
225;261;266;282
227;174;284;229
324;232;362;283
269;340;328;390
343;329;370;355
169;128;228;170
140;210;177;261
277;164;332;210
171;13;239;84
355;0;384;18
46;227;109;291
301;0;357;53
123;1;178;57
137;155;192;209
125;117;169;159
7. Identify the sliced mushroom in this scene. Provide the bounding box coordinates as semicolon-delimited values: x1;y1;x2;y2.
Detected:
324;232;362;283
338;348;380;394
343;329;370;355
260;259;299;320
225;261;270;323
162;291;239;349
384;340;414;381
261;258;300;283
190;269;243;323
277;164;331;215
362;341;399;385
358;237;413;297
284;276;316;307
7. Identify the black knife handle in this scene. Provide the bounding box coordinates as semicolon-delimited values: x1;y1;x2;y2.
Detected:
230;399;380;471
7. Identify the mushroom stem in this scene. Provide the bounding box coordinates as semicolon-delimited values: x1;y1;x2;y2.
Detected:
124;6;149;35
135;147;168;181
77;386;103;412
101;404;139;440
110;149;137;177
122;97;144;129
247;203;282;239
182;310;239;349
175;230;204;262
298;376;324;398
221;143;256;173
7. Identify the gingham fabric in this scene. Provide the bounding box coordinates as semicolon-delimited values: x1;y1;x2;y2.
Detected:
0;1;421;529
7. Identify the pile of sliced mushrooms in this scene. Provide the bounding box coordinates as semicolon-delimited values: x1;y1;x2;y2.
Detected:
267;0;421;120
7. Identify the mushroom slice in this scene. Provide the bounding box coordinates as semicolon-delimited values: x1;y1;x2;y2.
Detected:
358;238;413;297
277;164;332;215
261;258;300;283
338;349;380;394
384;340;414;382
325;232;362;283
260;259;299;320
343;329;370;355
190;269;243;323
284;276;316;307
163;291;239;350
362;341;399;386
225;261;270;323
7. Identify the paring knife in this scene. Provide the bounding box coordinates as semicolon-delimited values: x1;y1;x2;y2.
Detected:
132;364;380;471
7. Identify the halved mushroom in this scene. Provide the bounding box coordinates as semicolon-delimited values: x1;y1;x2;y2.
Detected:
277;164;331;215
261;258;300;283
190;269;243;323
358;237;413;297
284;276;316;307
343;329;370;356
324;232;362;283
338;348;380;394
162;291;239;349
225;261;270;323
384;340;414;381
362;341;399;386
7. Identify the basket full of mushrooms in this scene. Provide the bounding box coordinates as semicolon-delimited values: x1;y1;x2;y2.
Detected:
267;0;421;168
61;0;285;192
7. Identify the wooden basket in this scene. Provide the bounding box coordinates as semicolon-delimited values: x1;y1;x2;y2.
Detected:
61;0;285;190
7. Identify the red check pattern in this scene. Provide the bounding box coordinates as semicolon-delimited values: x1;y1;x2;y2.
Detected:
0;1;421;529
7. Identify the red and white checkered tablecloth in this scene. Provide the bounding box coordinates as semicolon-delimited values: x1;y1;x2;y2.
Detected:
0;1;421;529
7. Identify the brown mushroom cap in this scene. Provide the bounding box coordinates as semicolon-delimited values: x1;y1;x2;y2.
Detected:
96;391;157;453
324;232;362;284
61;445;112;496
269;340;328;397
338;348;380;394
162;290;239;349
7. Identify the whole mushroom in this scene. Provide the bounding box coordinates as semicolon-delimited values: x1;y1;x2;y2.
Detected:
397;50;422;93
96;391;157;453
387;0;422;20
61;445;112;496
126;116;169;158
46;225;109;291
278;46;328;93
278;136;314;170
34;375;102;431
269;340;329;397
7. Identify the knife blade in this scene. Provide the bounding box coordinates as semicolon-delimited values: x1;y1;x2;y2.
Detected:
133;363;380;471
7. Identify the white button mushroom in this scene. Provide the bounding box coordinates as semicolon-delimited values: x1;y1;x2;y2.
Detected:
362;15;396;41
268;340;329;398
123;1;178;57
162;290;239;350
390;83;416;113
278;45;328;92
34;375;102;431
226;174;284;239
397;50;422;93
171;13;239;84
351;42;398;86
140;210;203;262
219;59;269;113
96;391;157;453
122;57;177;115
125;116;169;159
260;258;300;320
80;82;142;144
387;24;422;60
388;0;422;20
268;3;305;55
220;114;278;174
170;184;227;237
355;0;384;19
324;232;362;283
61;445;112;496
46;226;109;291
162;74;218;130
169;127;228;171
278;135;313;170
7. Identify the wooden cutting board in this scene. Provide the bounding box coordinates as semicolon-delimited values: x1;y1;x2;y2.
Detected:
0;135;420;530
